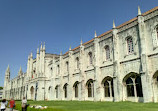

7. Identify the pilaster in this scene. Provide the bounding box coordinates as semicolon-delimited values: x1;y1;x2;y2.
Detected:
79;43;86;100
93;33;102;101
112;23;121;101
137;8;153;102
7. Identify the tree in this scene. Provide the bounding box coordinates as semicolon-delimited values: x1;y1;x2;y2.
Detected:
0;87;3;90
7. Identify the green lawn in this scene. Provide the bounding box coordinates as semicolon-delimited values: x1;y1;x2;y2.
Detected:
15;101;158;111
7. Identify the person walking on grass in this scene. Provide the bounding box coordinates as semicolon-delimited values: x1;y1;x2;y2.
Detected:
9;98;15;111
1;99;7;111
21;97;27;111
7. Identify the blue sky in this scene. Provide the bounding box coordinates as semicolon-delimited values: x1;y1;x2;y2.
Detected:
0;0;158;87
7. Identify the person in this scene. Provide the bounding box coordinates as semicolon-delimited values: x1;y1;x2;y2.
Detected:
0;99;7;111
21;97;27;111
9;98;15;111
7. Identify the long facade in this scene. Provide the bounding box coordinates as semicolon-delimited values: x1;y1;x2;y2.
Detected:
3;6;158;102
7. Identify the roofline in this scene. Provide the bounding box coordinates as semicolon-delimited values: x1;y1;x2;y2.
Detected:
62;6;158;55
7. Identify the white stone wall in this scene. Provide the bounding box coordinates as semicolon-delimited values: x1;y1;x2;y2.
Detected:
3;7;158;102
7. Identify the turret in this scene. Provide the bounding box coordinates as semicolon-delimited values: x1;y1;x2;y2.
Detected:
5;65;10;79
4;65;10;87
3;65;10;99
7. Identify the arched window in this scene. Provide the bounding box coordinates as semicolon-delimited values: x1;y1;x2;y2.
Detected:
105;46;110;60
55;86;58;98
124;73;143;98
86;79;94;97
63;84;68;98
66;61;69;72
126;78;134;97
88;52;93;65
127;37;134;54
73;82;79;98
104;81;110;97
102;77;114;97
76;57;79;69
135;76;143;97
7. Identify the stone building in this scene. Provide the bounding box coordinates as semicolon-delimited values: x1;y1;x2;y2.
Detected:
3;6;158;102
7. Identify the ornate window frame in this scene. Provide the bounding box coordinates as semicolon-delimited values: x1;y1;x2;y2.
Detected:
151;24;158;49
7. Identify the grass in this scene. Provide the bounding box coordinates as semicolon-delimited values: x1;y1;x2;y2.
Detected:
14;100;158;111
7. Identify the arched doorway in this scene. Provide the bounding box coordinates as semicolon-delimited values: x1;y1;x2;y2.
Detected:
30;86;34;100
123;72;143;102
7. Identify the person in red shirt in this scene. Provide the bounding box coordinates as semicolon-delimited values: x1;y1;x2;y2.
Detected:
9;98;15;111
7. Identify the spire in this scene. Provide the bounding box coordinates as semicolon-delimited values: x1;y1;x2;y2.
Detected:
6;64;10;73
113;20;116;28
94;30;97;38
138;6;141;16
60;51;62;55
19;66;23;75
37;47;39;54
30;52;33;58
40;42;42;51
43;42;45;51
28;55;30;60
69;46;71;51
80;38;83;46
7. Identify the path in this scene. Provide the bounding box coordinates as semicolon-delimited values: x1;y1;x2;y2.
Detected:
6;108;18;111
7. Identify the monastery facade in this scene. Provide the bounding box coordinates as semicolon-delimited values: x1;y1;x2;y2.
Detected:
3;6;158;102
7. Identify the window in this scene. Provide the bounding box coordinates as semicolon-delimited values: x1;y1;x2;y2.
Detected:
66;61;69;72
55;86;58;98
104;81;110;97
127;37;134;54
135;76;143;97
88;52;93;65
105;46;110;60
63;84;68;98
57;65;60;75
125;75;143;97
126;78;134;97
74;82;79;98
76;57;79;69
87;80;94;97
102;77;114;97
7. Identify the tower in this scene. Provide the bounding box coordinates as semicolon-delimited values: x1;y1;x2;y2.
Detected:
3;65;10;99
